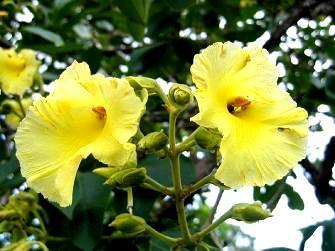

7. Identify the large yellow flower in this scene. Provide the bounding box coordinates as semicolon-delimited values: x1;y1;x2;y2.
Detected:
191;42;308;188
0;48;40;95
15;61;146;207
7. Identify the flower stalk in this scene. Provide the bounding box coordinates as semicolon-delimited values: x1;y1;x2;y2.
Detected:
168;107;193;245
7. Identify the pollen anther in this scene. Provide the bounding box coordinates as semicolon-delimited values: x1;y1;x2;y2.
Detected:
227;96;251;114
92;106;106;119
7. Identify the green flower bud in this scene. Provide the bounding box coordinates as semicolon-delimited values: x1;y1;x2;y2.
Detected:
105;167;147;188
230;202;272;223
0;100;15;114
168;84;193;109
0;209;19;221
93;166;123;178
194;127;222;150
12;241;31;251
93;151;138;178
110;213;146;236
138;131;168;153
127;76;157;92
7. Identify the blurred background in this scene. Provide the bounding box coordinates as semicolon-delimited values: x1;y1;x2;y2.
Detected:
0;0;335;250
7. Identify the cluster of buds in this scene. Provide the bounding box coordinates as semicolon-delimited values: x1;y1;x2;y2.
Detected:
94;167;147;188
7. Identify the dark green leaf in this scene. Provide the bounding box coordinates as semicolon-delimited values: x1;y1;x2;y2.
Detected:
70;172;111;251
325;71;335;100
164;0;195;10
299;223;322;250
114;0;151;24
140;155;196;186
284;184;304;211
322;220;335;251
22;26;64;46
0;150;19;184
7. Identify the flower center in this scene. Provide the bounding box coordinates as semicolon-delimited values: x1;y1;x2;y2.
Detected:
92;106;106;119
227;96;251;114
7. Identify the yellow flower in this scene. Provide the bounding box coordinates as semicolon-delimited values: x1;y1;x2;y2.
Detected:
191;42;308;188
15;61;146;207
1;98;32;129
0;48;39;96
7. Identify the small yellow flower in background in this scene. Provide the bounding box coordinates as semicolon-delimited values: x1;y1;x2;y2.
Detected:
1;98;32;129
191;42;308;188
0;48;40;96
15;61;146;207
0;11;8;17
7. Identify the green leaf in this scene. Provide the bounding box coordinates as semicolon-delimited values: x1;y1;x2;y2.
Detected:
254;182;304;211
54;0;76;9
129;43;167;72
81;46;102;73
325;71;335;100
22;26;64;46
0;151;19;184
114;0;151;24
127;20;145;41
140;155;196;186
299;223;322;250
283;184;304;210
114;0;151;40
52;178;82;220
0;150;24;195
322;220;335;251
70;172;111;251
164;0;195;10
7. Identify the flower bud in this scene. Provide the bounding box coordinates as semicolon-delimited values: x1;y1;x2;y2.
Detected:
104;167;147;188
0;209;19;221
110;213;146;236
0;100;16;114
12;241;31;251
93;166;123;178
138;131;168;153
168;84;193;109
194;127;222;150
127;76;157;92
230;202;271;223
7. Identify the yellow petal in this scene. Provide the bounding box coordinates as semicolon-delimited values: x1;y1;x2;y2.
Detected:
215;117;307;188
104;78;146;143
0;48;40;95
15;98;106;206
57;60;91;84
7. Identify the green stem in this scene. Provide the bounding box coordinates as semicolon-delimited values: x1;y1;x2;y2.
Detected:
126;187;134;214
145;224;181;244
175;127;201;154
182;170;216;198
144;176;174;195
35;73;45;96
203;190;224;228
30;241;49;251
193;209;233;242
134;128;145;141
15;96;26;117
154;82;170;105
169;109;192;244
33;210;47;234
47;236;70;242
